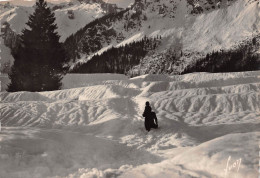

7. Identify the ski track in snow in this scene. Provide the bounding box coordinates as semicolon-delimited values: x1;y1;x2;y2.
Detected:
0;71;260;178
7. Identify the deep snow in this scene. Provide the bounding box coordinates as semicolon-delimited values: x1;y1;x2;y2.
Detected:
0;71;259;177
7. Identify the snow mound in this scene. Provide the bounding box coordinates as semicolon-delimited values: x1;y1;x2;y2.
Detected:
0;71;259;177
120;132;259;178
131;74;172;82
171;132;259;178
1;71;259;126
173;71;260;83
61;73;128;89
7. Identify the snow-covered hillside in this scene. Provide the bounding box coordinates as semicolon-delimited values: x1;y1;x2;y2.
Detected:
1;0;259;74
0;0;120;68
52;2;109;42
0;1;109;41
0;71;259;177
68;0;260;74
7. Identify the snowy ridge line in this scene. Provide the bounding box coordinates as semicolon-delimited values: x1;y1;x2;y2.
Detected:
1;71;259;127
1;89;259;126
1;72;260;102
153;92;259;116
150;82;260;97
3;80;260;102
141;79;260;93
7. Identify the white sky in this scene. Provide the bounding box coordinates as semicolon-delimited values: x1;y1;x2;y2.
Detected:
0;0;134;8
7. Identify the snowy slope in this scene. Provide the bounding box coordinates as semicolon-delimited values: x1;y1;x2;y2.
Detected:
0;5;33;34
0;1;106;41
0;71;259;177
132;0;260;54
182;0;260;53
70;0;260;73
0;1;113;70
52;2;107;41
120;132;259;178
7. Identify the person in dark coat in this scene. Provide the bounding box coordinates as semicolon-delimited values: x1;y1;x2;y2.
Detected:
142;102;158;131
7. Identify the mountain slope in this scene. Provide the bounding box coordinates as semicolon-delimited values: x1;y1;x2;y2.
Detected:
67;0;260;74
0;0;120;71
0;1;121;40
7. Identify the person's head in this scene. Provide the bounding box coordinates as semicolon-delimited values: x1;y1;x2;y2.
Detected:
145;101;150;106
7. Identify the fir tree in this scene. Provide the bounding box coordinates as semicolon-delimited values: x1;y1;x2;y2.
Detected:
8;0;68;92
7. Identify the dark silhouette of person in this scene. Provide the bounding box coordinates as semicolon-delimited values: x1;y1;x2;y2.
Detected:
142;101;158;132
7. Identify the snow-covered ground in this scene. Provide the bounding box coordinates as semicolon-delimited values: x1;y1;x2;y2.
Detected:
0;71;259;177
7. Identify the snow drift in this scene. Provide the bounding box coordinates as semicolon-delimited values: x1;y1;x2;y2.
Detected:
0;71;259;177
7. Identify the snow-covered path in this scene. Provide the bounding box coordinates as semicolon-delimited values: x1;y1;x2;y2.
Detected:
0;71;259;177
0;127;161;177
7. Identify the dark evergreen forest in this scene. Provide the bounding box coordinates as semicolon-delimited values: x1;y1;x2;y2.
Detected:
8;0;68;92
182;39;260;74
71;37;160;74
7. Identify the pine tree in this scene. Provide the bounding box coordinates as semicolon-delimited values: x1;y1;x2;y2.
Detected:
8;0;68;92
